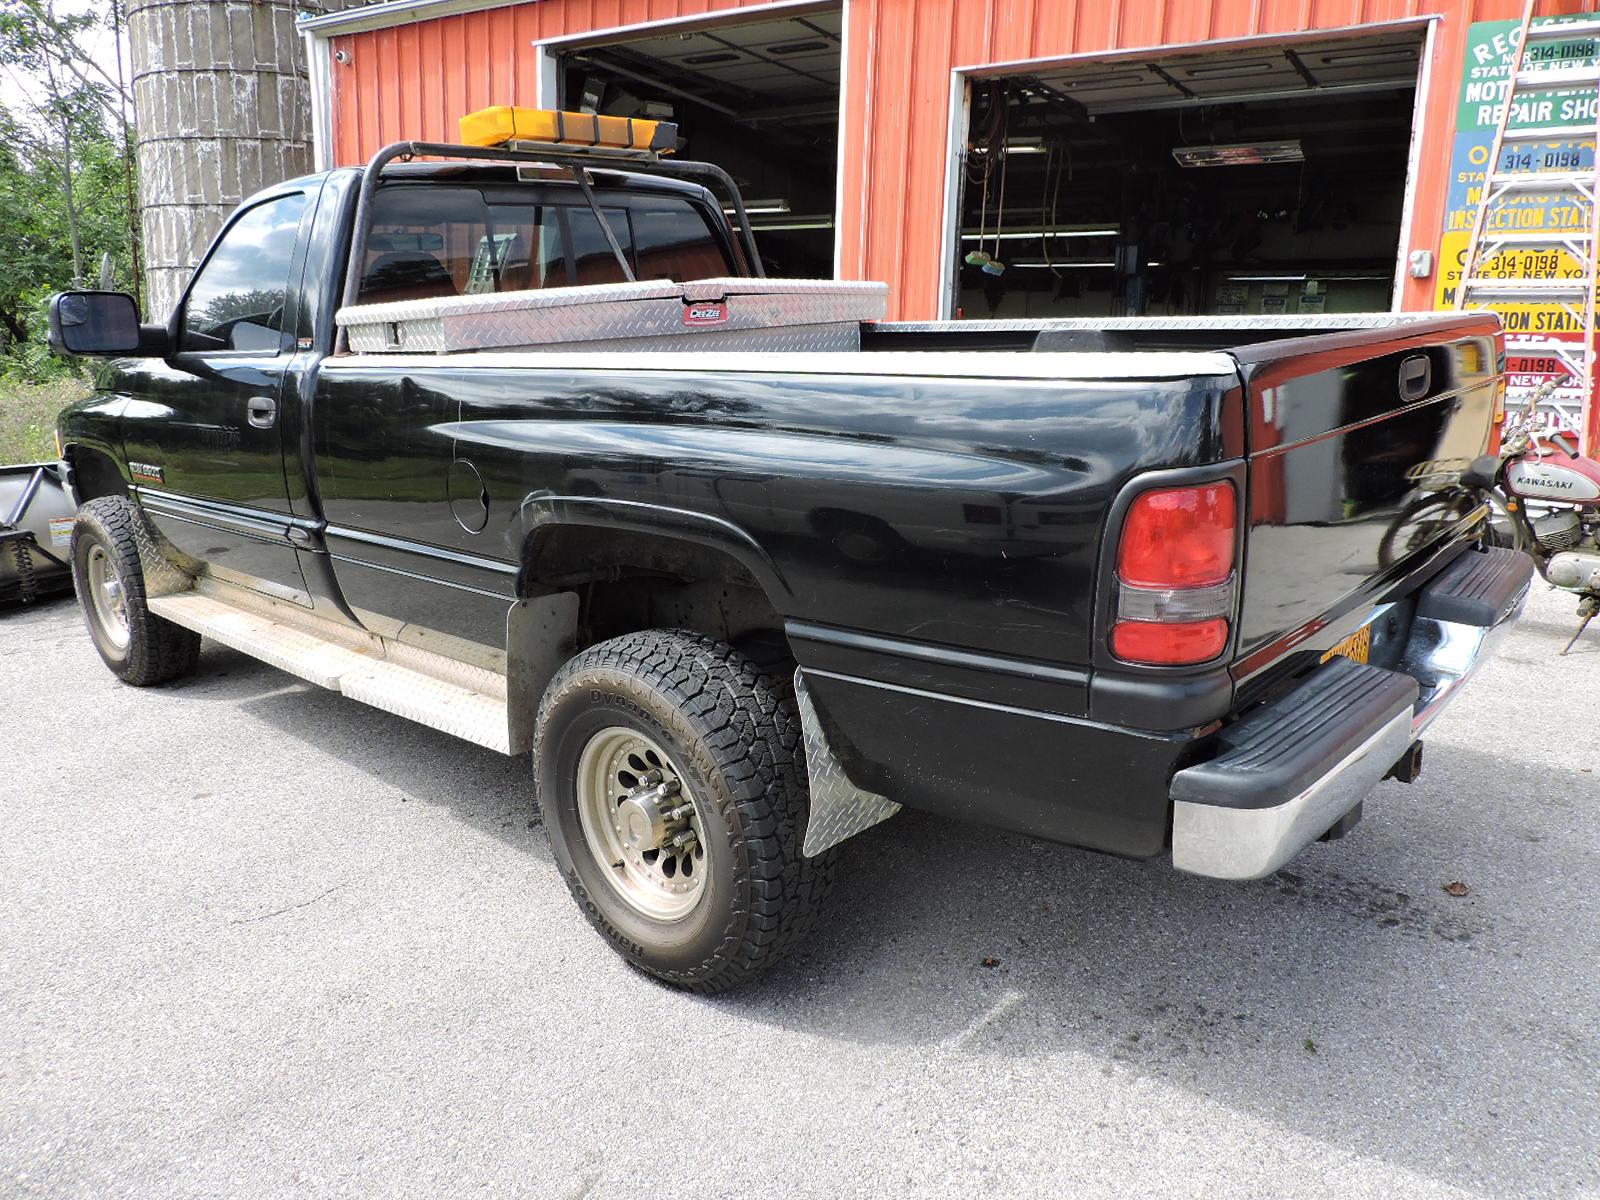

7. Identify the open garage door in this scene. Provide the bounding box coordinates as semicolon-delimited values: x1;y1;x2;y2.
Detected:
954;28;1427;320
555;7;841;279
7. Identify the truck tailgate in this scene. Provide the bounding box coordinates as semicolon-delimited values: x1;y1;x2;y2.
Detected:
1229;314;1503;682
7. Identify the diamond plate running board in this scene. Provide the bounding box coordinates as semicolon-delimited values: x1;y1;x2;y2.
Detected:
148;588;512;754
794;670;900;856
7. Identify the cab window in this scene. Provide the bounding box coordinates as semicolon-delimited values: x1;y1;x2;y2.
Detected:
356;184;732;306
180;193;306;352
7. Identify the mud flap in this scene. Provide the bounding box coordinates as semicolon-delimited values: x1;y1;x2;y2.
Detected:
128;501;195;599
794;669;900;856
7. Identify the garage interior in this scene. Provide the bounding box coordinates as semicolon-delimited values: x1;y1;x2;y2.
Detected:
556;7;841;278
956;29;1426;320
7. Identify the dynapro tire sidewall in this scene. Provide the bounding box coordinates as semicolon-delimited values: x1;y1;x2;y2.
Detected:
539;667;754;982
72;514;133;672
70;497;199;687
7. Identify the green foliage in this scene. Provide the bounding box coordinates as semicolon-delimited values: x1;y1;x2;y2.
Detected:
0;376;80;462
0;0;138;383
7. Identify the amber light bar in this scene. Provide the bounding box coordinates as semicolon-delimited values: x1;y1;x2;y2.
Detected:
458;105;678;155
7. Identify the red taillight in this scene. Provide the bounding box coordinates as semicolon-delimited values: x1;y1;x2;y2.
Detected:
1117;482;1236;587
1111;481;1238;666
1111;618;1229;665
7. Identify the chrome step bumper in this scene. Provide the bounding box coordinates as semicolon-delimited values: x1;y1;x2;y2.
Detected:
1171;547;1533;881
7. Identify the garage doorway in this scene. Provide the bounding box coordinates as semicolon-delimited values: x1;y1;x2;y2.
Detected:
951;27;1430;320
544;6;842;279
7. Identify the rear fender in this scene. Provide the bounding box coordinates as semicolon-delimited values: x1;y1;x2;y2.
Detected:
509;492;793;611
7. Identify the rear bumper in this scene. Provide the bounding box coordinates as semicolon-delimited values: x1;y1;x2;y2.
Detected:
1171;546;1532;881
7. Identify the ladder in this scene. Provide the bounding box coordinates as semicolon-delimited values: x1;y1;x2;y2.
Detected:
1455;0;1600;455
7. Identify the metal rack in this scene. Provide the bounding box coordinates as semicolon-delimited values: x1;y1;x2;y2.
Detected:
1454;0;1600;454
336;137;768;352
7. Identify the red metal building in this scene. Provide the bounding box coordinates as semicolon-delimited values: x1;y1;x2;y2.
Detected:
299;0;1594;325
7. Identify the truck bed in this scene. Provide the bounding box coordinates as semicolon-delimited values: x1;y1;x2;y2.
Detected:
336;283;1459;362
862;312;1450;353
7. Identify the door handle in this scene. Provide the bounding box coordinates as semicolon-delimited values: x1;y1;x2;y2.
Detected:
246;395;277;429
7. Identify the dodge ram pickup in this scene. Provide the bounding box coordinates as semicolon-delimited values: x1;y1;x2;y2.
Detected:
48;107;1532;992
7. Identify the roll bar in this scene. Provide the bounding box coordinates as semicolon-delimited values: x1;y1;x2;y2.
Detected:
337;138;767;352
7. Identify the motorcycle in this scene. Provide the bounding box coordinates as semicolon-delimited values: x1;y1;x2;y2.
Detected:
1380;377;1600;655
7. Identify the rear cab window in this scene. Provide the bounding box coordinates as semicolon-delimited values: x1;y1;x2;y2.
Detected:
356;181;733;307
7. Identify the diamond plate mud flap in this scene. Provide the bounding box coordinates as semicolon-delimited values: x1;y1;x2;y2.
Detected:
795;670;900;856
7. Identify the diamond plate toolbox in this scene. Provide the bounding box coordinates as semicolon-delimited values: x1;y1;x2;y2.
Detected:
338;277;889;354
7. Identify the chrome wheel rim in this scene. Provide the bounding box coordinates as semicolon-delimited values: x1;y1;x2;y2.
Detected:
576;727;707;921
86;544;130;651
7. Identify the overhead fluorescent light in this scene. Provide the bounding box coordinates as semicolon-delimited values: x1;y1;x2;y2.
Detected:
960;227;1119;241
1007;261;1163;269
1172;139;1304;167
1225;272;1389;282
723;200;791;215
970;139;1049;156
750;220;834;231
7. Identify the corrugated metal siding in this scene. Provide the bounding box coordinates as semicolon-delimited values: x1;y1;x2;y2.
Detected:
329;0;1565;319
849;0;1540;318
330;0;772;152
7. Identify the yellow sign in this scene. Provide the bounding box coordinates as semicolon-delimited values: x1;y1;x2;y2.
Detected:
1434;230;1589;333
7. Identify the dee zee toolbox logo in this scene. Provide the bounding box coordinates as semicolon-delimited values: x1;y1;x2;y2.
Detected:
683;301;728;326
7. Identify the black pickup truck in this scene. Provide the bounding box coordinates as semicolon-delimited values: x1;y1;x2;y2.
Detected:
49;117;1532;992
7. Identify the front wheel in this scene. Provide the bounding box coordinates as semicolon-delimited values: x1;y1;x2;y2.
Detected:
71;496;200;686
534;630;834;993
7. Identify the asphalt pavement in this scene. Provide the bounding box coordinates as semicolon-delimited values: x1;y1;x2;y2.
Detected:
2;584;1597;1199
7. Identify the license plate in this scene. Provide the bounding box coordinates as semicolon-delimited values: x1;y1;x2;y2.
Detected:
1321;624;1372;665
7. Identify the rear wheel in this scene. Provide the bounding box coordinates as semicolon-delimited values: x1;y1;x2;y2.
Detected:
535;629;833;993
71;497;199;686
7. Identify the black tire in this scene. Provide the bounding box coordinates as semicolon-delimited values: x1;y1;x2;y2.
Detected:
71;496;200;686
535;629;834;993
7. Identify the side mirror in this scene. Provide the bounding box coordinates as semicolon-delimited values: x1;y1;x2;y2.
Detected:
48;291;158;357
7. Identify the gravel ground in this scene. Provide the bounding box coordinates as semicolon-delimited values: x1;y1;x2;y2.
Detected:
2;584;1597;1199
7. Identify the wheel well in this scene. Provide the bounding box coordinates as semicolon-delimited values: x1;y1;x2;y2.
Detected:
520;525;788;654
66;446;128;503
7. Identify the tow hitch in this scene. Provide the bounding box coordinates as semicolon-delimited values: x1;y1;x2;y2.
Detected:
1385;740;1425;785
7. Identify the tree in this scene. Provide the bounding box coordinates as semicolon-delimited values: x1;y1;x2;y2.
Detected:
0;0;138;376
